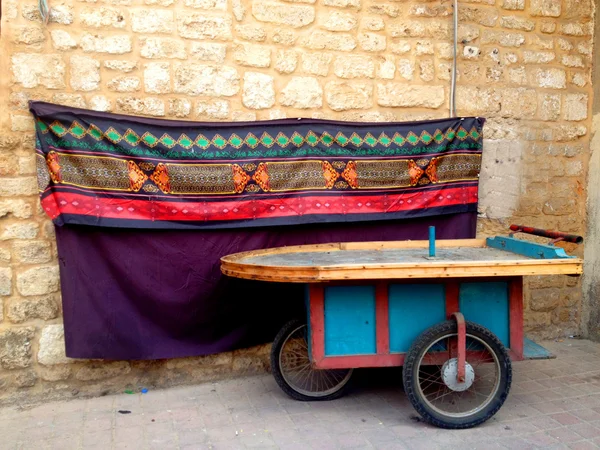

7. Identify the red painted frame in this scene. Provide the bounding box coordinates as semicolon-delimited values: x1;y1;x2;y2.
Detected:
508;277;525;361
310;276;525;369
452;312;467;382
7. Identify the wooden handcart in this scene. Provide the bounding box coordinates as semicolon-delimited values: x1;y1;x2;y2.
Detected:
221;226;583;429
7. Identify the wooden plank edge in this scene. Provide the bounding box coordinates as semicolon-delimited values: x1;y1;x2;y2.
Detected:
221;262;583;283
302;258;584;271
221;258;583;274
313;353;405;369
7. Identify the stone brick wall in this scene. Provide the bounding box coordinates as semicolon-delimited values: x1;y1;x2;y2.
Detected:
0;0;593;403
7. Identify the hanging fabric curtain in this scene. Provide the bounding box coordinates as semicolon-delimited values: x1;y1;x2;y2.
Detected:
32;102;484;230
30;102;485;360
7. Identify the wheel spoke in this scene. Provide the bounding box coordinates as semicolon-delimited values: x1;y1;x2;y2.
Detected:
277;323;353;399
410;328;507;421
418;371;442;383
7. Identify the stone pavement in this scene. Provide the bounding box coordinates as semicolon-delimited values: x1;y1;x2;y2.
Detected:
2;339;600;450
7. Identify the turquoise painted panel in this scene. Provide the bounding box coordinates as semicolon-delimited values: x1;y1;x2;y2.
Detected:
459;282;510;347
324;286;376;356
388;284;446;353
486;236;575;259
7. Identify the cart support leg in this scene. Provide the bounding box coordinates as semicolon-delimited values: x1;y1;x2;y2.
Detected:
452;312;466;383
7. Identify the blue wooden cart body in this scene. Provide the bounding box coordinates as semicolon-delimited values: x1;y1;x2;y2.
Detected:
314;281;510;357
303;237;575;368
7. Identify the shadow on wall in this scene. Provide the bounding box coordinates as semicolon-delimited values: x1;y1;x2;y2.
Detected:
478;133;586;340
478;139;523;220
584;113;600;341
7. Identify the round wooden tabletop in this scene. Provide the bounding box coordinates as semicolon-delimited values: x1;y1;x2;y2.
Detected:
220;239;583;283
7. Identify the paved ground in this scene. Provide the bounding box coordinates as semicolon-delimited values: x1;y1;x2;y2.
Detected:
2;339;600;450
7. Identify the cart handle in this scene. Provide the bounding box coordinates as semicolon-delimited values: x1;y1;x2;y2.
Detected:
509;225;583;244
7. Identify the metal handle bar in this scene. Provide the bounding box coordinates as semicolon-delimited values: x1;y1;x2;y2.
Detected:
509;225;583;244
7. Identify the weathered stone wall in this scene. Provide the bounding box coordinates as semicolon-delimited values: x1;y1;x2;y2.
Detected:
0;0;594;403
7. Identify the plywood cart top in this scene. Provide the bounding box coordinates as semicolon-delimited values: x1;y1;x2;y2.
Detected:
220;238;583;282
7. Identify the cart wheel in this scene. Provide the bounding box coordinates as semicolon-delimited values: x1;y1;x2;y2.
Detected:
271;319;353;401
403;320;512;429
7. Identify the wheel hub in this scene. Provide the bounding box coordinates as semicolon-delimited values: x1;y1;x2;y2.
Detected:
441;358;475;391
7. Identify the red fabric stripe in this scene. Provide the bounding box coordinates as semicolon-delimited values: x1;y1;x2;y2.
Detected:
41;186;478;223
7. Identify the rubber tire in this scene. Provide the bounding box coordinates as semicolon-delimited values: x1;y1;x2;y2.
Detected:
402;320;512;429
270;319;353;402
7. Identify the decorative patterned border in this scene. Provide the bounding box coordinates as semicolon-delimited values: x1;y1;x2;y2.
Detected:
38;151;481;197
37;119;482;152
41;186;479;225
31;104;484;229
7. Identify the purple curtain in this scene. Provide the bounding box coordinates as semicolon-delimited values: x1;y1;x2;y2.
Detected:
57;213;476;360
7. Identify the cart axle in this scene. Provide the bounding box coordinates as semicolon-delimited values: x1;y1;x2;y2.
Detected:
442;358;475;391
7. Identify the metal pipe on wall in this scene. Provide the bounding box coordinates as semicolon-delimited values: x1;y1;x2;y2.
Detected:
450;0;458;118
39;0;51;24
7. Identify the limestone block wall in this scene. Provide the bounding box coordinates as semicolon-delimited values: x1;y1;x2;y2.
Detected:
0;0;594;403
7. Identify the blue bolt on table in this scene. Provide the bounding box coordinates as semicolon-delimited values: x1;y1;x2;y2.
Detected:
221;226;583;429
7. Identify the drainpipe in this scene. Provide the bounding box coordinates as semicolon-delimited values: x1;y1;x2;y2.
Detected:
450;0;458;118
